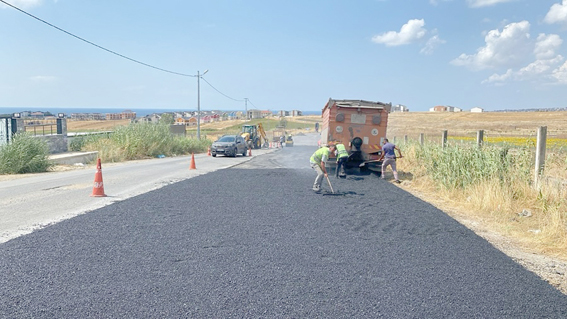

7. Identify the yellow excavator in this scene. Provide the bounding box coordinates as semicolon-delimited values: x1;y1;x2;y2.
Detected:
241;123;269;149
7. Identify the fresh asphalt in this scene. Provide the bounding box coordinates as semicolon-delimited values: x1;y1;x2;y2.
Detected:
1;137;566;318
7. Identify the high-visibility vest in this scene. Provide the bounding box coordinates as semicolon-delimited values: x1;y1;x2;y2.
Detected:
336;143;348;160
310;147;330;164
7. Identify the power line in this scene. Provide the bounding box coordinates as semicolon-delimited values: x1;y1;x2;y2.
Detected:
247;99;257;108
1;0;256;105
200;78;243;102
0;0;194;77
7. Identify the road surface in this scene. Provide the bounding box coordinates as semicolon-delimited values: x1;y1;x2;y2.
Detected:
1;133;566;318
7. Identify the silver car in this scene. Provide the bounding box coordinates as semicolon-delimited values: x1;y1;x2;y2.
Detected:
211;135;248;157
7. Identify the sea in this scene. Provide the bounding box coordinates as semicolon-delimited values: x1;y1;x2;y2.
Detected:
0;107;321;117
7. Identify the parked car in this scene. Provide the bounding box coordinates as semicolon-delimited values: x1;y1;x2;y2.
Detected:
211;135;248;157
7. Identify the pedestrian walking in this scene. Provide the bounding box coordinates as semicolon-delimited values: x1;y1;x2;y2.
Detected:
310;144;336;193
335;142;349;178
280;135;285;148
379;138;402;183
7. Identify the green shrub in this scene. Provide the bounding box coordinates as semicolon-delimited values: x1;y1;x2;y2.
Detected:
413;142;532;189
0;133;52;174
82;123;211;162
69;136;85;151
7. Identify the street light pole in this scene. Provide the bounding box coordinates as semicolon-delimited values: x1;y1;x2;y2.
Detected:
195;70;208;140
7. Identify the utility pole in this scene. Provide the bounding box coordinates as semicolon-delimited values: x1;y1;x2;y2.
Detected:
195;70;208;140
244;98;248;120
197;70;201;140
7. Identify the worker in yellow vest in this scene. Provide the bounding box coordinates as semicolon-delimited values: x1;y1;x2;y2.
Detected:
309;144;336;193
335;142;349;178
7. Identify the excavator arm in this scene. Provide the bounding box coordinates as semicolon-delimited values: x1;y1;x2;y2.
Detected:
257;123;269;146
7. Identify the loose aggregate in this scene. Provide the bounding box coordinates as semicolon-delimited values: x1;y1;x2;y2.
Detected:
0;145;566;318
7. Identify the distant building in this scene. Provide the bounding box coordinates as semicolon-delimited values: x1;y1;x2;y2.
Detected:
448;106;462;112
471;107;484;113
429;105;462;112
70;113;105;120
431;105;448;112
392;104;409;112
106;110;136;120
247;109;263;119
291;110;303;116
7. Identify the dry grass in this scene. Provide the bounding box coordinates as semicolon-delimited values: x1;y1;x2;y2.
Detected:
67;119;131;132
390;112;567;264
388;111;567;140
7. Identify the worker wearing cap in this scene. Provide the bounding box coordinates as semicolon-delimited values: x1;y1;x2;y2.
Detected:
335;142;349;178
310;144;336;193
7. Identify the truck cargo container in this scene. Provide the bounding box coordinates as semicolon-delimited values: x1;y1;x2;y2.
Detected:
320;98;391;175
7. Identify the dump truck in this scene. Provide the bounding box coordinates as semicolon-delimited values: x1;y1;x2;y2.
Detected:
320;98;392;175
241;123;269;149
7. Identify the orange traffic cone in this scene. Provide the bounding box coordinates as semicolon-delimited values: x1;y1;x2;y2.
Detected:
207;147;211;156
189;153;197;170
248;147;252;156
91;158;107;197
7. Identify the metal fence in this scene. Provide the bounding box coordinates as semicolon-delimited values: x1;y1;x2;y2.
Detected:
23;120;59;136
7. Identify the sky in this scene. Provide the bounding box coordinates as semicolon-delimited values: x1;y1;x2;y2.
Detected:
1;0;567;113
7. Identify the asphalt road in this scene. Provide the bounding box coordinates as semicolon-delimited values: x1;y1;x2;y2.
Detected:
0;146;276;244
1;134;566;318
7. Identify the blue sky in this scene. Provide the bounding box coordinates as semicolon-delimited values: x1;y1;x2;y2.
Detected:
1;0;567;112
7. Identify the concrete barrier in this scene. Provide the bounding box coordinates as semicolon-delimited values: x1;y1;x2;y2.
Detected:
49;151;99;165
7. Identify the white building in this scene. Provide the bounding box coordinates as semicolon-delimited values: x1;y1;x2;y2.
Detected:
392;104;409;112
470;107;484;113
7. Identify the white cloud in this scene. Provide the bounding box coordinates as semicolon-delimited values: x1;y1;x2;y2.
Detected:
482;53;564;84
451;21;531;70
552;60;567;84
516;55;564;79
420;34;446;55
1;0;43;9
544;0;567;25
534;33;563;60
482;69;513;84
467;0;515;8
372;19;427;47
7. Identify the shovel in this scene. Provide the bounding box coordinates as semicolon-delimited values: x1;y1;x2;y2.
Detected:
325;174;335;193
323;175;345;196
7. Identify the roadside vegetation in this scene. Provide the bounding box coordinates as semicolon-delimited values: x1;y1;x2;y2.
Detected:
1;116;318;175
0;133;52;174
72;123;211;163
396;140;567;259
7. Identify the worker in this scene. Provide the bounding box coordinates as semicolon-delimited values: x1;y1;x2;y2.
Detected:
378;138;403;183
279;135;285;148
335;142;349;178
310;143;336;193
